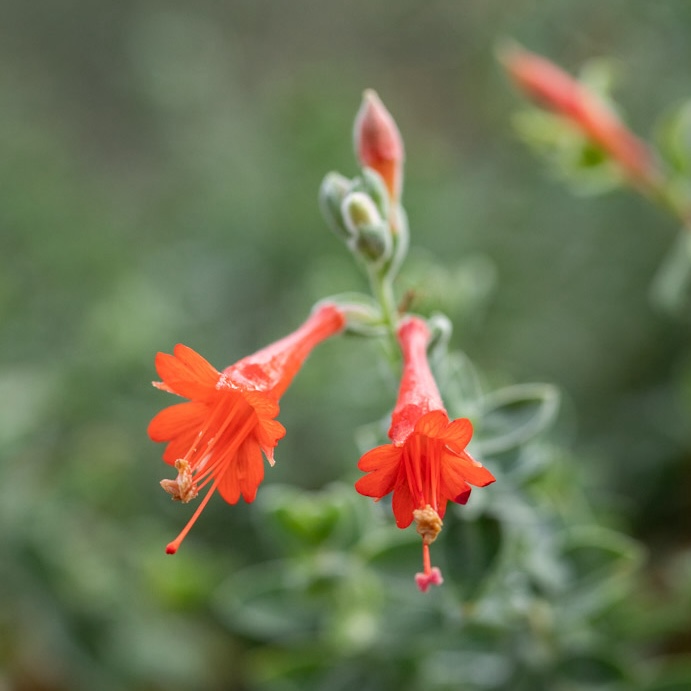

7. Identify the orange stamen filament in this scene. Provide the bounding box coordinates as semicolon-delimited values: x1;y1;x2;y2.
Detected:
430;440;439;511
194;408;257;491
166;476;221;554
165;392;259;554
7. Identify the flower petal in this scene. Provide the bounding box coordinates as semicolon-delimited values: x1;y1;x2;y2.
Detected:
414;410;449;438
441;449;495;490
440;417;473;450
253;418;286;455
217;455;241;505
236;439;265;503
161;428;199;465
155;345;219;400
355;445;402;499
147;401;208;443
243;390;280;419
391;475;415;528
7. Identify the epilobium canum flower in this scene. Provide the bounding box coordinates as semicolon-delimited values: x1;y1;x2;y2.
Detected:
355;316;495;592
500;43;660;190
148;303;346;554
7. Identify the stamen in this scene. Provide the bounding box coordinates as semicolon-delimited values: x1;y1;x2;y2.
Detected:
403;438;425;508
430;439;440;511
181;392;244;466
193;407;257;489
165;476;221;554
412;434;425;503
160;459;198;502
165;397;260;554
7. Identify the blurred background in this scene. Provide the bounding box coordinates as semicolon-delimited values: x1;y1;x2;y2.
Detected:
2;1;691;689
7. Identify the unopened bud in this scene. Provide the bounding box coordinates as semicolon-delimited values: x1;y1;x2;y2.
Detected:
341;192;393;263
349;167;391;221
319;171;353;239
353;89;405;202
342;191;383;232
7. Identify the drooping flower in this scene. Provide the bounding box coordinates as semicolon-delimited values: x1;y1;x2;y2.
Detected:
148;303;346;554
355;316;495;592
353;89;405;204
500;43;660;189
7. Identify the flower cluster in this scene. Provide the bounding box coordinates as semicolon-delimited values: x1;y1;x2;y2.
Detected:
148;90;495;591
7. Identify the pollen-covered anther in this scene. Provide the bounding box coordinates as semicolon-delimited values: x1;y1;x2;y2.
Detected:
413;505;443;545
160;459;198;503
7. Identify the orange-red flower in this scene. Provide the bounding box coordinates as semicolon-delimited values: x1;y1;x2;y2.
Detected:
148;303;346;554
353;89;405;204
501;43;659;189
355;316;495;592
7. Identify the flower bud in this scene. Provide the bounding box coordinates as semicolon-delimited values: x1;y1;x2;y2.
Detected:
342;191;382;232
353;89;405;203
319;171;353;239
341;191;393;264
349;167;391;222
499;42;660;189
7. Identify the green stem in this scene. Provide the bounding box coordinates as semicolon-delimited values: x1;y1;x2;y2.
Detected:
368;265;399;358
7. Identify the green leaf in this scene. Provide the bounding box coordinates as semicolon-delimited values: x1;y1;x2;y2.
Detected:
476;383;560;454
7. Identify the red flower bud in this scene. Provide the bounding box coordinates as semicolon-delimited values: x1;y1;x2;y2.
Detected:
501;43;660;189
353;89;405;203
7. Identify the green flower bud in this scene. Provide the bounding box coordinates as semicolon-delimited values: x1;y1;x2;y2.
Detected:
342;191;382;233
341;192;393;264
319;171;353;239
349;167;391;221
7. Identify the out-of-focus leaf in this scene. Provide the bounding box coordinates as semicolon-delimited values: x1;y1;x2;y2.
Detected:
421;648;513;689
255;484;360;553
650;230;691;316
513;109;625;195
476;383;560;454
435;349;485;422
214;559;324;642
559;525;645;618
655;100;691;176
643;658;691;691
443;513;502;598
397;250;497;328
557;650;634;688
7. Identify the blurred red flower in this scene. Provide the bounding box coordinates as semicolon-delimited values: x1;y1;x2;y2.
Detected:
501;43;659;189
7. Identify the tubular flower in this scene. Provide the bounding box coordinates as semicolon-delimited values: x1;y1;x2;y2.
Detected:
355;316;495;592
501;43;660;189
148;303;346;554
353;89;405;204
